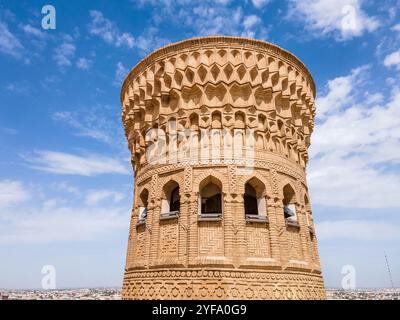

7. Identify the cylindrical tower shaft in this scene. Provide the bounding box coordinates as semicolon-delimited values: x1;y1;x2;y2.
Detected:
120;36;325;300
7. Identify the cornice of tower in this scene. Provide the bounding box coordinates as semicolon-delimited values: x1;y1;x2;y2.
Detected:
120;35;316;104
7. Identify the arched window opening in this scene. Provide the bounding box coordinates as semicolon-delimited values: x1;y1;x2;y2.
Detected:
283;184;298;227
170;186;180;212
258;114;266;131
244;183;258;215
211;111;222;129
138;188;149;224
277;119;285;136
244;178;268;222
199;177;223;220
235;111;246;129
161;181;180;220
189;113;199;130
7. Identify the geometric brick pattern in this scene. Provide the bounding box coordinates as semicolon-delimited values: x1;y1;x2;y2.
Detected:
246;224;270;257
159;220;179;257
135;227;146;260
122;269;326;300
287;227;304;261
199;222;224;256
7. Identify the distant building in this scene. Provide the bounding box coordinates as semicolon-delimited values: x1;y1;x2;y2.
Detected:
120;36;326;300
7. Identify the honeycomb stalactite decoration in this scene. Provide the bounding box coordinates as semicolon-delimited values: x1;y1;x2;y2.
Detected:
121;36;326;300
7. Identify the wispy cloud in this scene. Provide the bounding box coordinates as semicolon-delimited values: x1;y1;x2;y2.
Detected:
4;81;31;94
88;10;135;49
114;62;129;86
0;203;129;244
138;0;269;39
51;181;81;196
0;180;30;209
24;151;129;176
85;190;125;205
251;0;271;9
0;127;18;135
134;26;170;55
317;220;400;240
0;21;25;61
287;0;380;40
76;57;92;70
384;50;400;70
52;105;123;146
317;65;369;118
20;24;46;39
53;37;76;67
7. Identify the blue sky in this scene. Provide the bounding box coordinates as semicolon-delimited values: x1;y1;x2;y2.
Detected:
0;0;399;289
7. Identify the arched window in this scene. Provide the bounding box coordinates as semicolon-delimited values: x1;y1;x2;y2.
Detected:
283;184;298;226
244;178;268;222
277;119;285;136
138;188;149;224
170;186;180;212
244;183;258;215
235;111;246;129
199;177;223;220
201;183;221;214
211;111;222;129
161;180;180;219
189;113;199;129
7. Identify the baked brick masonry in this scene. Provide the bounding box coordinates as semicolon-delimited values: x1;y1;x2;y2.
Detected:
120;36;326;300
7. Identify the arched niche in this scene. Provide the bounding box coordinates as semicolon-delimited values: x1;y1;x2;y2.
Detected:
244;177;268;222
198;176;223;220
161;180;180;219
283;183;298;225
138;188;149;222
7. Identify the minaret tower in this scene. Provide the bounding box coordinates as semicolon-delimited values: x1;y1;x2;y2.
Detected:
120;36;325;300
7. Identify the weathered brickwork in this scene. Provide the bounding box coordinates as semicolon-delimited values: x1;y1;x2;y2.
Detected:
120;36;325;299
246;224;270;258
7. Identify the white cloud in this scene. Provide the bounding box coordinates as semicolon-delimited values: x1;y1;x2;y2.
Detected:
384;50;400;70
0;204;129;244
88;10;135;49
0;180;30;209
242;15;264;38
0;21;25;60
252;0;271;8
0;127;18;135
76;57;92;70
24;151;129;176
317;220;400;240
391;23;400;32
288;0;380;40
364;92;383;105
243;15;261;30
309;68;400;209
85;190;125;205
52;106;127;152
134;27;169;55
114;62;129;86
21;24;45;39
52;181;80;196
4;81;31;94
53;40;76;67
317;65;369;117
139;1;269;39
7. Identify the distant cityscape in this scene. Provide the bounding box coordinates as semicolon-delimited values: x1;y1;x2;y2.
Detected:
0;288;121;300
1;288;399;300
